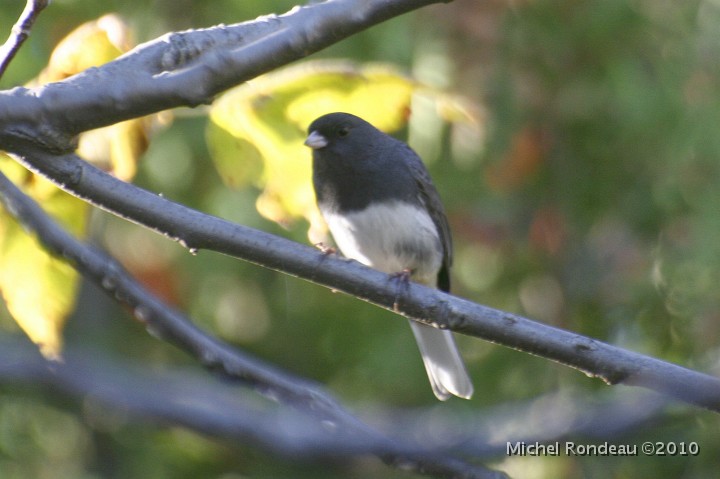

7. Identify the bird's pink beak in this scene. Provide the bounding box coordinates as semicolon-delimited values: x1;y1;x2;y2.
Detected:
304;131;328;149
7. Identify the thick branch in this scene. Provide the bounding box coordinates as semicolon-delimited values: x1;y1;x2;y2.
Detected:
10;147;720;413
0;168;506;479
0;0;444;153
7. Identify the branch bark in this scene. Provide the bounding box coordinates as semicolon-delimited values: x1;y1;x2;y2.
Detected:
0;0;444;153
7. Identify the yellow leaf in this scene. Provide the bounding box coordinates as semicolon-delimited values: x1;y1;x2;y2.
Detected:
78;117;151;181
0;14;148;357
38;14;132;83
206;120;265;189
0;155;88;359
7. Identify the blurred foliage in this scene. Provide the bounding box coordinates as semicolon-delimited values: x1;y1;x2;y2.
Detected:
1;0;720;478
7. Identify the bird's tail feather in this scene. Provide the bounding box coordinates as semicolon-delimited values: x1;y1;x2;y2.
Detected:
409;321;474;400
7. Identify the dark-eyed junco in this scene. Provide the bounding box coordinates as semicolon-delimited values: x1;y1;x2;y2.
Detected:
304;112;473;400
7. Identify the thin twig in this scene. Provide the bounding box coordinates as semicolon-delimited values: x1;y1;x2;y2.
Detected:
0;0;49;80
0;168;507;479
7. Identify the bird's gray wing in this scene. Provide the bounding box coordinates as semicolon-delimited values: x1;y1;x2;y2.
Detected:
401;144;453;292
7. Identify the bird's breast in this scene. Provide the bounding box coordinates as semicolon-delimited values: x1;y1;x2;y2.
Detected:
321;201;443;286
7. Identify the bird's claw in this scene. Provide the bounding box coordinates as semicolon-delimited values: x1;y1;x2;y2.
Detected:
314;242;337;256
391;268;413;311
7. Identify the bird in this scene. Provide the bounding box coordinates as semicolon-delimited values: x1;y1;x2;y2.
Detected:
304;112;473;400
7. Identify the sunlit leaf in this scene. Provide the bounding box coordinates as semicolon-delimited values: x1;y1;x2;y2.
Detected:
38;14;132;83
0;156;88;359
78;117;151;182
208;60;481;241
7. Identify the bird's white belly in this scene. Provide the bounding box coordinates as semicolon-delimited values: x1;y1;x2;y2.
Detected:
321;201;442;285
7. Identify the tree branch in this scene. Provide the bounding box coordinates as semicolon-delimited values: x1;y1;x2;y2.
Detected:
0;0;716;413
0;334;668;464
0;336;379;460
386;390;669;458
0;0;49;79
0;168;506;479
1;0;705;475
9;145;720;414
0;0;445;153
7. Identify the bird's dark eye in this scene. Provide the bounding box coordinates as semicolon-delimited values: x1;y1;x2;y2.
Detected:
337;126;350;137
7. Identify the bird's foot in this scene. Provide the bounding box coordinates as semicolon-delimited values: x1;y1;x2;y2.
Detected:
314;242;337;256
390;268;413;312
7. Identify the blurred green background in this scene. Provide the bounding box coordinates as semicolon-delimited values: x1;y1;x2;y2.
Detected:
1;0;720;477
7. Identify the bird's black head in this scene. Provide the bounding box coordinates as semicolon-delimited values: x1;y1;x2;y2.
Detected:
304;112;418;212
304;112;380;156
